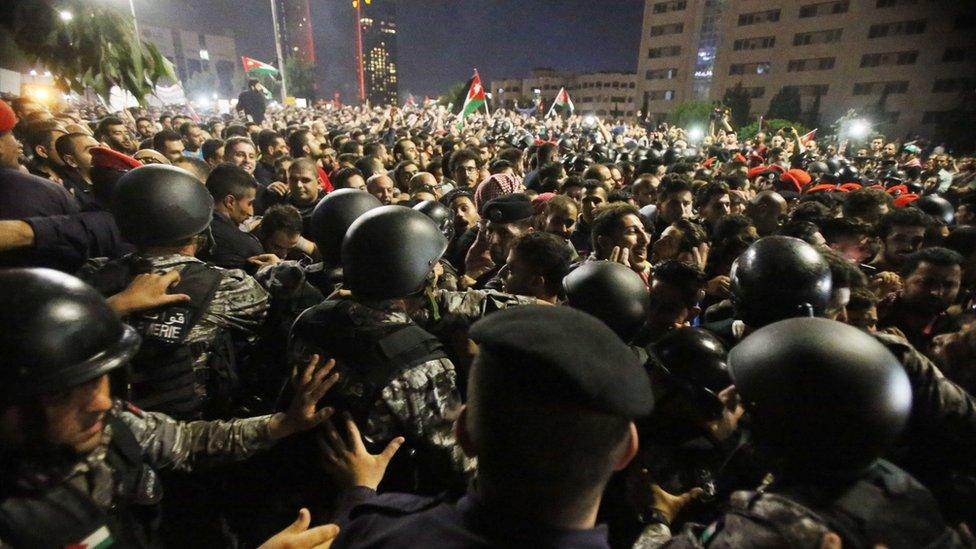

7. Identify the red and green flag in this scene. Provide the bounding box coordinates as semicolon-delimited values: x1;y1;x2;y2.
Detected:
241;56;279;77
547;87;575;116
457;70;487;128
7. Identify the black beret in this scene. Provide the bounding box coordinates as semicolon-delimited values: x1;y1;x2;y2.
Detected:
469;305;654;418
482;193;534;223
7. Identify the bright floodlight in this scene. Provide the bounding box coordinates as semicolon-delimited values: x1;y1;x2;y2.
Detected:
688;126;705;141
848;119;870;139
584;115;596;126
59;10;73;21
196;96;211;108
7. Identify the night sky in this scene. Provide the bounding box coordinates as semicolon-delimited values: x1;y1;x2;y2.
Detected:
130;0;645;100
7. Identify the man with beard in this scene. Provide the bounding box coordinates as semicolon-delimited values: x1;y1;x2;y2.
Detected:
500;232;573;303
179;122;206;157
570;180;610;255
878;247;964;352
96;116;135;155
201;163;263;273
476;193;535;290
287;128;333;192
870;207;931;272
54;133;100;207
152;129;185;164
224;136;258;175
135;116;155;140
254;130;288;187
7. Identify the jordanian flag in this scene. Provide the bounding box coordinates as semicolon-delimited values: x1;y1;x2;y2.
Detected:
547;87;575;116
457;70;486;128
66;525;113;549
241;56;279;77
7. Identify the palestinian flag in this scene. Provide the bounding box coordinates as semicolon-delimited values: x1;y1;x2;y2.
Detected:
457;70;486;128
547;87;575;116
241;56;279;77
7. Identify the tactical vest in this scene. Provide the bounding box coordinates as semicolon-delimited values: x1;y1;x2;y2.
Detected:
0;416;162;548
292;299;448;424
84;255;228;420
290;299;449;494
727;460;958;548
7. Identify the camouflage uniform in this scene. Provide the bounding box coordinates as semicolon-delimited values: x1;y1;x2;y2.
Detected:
291;299;476;487
413;288;538;328
634;461;964;548
81;254;270;407
0;400;278;547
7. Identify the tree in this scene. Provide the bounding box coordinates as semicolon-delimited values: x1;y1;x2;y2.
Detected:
667;100;713;129
766;87;802;121
722;83;752;128
438;80;472;113
1;0;175;103
284;56;316;100
803;92;822;129
739;119;808;140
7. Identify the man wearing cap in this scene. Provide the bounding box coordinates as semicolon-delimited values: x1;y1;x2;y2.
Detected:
323;305;653;548
471;193;535;290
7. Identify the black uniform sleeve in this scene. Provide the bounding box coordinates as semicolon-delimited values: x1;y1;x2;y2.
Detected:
24;211;126;271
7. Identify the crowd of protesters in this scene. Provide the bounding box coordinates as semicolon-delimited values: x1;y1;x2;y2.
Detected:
1;87;975;548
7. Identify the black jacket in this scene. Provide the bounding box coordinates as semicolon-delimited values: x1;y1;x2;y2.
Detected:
201;212;264;273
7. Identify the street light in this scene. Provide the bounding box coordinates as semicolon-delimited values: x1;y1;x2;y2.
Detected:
687;126;705;141
846;119;871;140
59;10;73;21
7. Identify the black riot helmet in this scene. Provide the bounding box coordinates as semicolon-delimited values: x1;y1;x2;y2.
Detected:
0;269;140;401
413;200;455;241
837;164;860;183
650;327;731;419
111;164;213;247
912;195;954;226
309;189;382;267
562;261;649;343
805;161;829;176
730;317;911;480
342;205;448;300
730;236;832;328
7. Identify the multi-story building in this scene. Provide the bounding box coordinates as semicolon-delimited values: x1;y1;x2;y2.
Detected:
636;0;976;138
140;25;239;97
359;0;399;106
273;0;316;64
490;69;638;118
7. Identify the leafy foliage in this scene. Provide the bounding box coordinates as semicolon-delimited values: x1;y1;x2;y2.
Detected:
722;83;752;128
284;56;316;100
739;118;808;140
765;87;802;121
1;0;176;104
666;101;713;129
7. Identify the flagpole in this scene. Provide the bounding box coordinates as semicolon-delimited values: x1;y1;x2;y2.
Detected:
269;0;288;100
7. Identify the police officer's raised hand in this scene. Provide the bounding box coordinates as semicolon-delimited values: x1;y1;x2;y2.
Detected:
107;270;190;315
319;413;404;490
650;483;703;526
259;508;339;549
269;355;340;440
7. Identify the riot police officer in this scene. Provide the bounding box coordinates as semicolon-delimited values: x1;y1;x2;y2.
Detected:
79;164;269;420
563;260;650;345
0;268;339;547
636;318;964;548
704;235;976;527
291;205;475;496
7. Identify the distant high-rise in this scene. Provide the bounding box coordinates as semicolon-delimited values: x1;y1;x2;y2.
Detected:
273;0;315;64
358;0;398;106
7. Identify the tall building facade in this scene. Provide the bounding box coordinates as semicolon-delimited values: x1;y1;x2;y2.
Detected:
359;0;398;106
490;68;638;118
273;0;315;63
637;0;976;138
